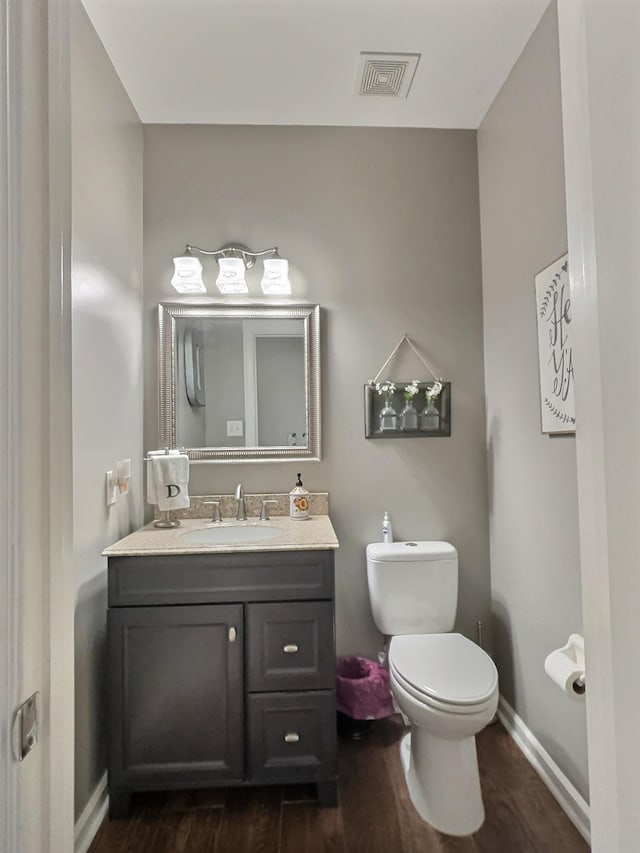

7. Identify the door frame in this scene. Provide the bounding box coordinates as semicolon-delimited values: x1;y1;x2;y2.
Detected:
47;0;75;849
0;0;24;849
4;0;633;850
1;0;75;851
557;4;615;844
242;319;305;446
558;0;640;848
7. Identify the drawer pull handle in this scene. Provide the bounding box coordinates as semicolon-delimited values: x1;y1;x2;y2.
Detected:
228;626;237;643
283;644;299;654
284;732;300;743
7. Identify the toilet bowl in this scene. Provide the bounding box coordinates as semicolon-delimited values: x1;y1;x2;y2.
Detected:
389;633;498;836
365;541;499;836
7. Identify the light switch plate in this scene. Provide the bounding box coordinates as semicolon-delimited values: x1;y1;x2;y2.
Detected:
227;420;243;437
105;471;117;506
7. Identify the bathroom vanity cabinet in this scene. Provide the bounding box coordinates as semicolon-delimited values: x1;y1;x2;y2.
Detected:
107;548;337;818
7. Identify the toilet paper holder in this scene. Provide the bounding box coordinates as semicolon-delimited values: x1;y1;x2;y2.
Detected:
545;633;586;698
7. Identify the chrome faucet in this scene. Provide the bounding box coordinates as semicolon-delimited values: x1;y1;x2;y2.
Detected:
235;483;247;521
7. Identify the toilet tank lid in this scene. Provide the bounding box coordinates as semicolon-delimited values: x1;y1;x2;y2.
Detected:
367;541;457;562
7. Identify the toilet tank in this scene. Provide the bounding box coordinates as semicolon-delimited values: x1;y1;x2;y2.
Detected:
366;541;458;635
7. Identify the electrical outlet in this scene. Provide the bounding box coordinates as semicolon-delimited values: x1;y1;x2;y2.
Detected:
227;420;243;437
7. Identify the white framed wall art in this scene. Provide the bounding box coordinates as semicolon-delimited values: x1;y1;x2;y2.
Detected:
534;254;575;434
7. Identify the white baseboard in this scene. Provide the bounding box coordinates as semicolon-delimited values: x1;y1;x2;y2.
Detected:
74;772;109;853
497;696;590;844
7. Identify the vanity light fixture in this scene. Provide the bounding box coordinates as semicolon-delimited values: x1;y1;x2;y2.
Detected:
171;243;291;296
170;247;206;293
261;257;290;296
216;256;248;294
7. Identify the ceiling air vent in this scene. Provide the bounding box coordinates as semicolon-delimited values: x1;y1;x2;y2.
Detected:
356;52;421;98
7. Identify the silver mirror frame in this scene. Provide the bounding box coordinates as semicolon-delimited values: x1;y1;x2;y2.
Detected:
158;302;321;462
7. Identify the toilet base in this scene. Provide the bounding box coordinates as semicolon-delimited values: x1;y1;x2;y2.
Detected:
399;729;485;836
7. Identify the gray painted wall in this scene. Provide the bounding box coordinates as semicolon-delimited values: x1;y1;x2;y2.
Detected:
203;322;245;447
143;125;491;658
71;0;143;820
477;4;588;799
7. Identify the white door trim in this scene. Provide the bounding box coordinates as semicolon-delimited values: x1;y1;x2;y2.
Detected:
46;0;75;849
0;0;24;849
557;2;614;845
557;1;633;848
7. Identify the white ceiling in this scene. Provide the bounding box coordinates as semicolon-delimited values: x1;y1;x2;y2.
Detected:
80;0;550;129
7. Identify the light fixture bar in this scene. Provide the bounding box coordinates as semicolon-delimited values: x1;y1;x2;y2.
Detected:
171;242;291;295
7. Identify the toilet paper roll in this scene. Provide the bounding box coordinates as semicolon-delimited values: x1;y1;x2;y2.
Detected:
544;649;585;702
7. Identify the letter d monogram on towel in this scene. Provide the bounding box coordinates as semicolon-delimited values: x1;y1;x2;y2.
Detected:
166;484;181;498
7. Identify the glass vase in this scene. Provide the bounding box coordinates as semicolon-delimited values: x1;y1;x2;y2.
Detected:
420;401;440;432
379;396;398;431
400;399;418;431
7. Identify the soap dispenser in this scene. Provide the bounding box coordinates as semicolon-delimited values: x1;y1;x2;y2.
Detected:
289;473;310;520
382;511;393;543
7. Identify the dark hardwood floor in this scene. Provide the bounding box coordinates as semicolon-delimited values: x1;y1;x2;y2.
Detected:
89;717;589;853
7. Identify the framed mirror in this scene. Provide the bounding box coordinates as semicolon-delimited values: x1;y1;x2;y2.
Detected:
158;303;321;462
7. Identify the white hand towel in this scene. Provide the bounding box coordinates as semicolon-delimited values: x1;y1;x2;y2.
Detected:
151;452;190;510
146;449;180;507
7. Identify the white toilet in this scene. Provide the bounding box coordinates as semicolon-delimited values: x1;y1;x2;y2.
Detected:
366;541;498;837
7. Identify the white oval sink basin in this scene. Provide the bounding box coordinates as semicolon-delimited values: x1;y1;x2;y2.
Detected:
181;523;282;546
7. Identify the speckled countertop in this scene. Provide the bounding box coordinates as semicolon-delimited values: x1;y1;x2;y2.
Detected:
102;515;339;557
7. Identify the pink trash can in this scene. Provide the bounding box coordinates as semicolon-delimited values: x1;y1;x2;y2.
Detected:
335;656;394;737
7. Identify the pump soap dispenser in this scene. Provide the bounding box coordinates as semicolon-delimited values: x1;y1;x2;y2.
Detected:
382;511;393;543
289;473;310;520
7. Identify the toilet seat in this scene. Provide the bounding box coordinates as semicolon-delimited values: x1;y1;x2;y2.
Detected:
391;663;498;717
389;633;498;713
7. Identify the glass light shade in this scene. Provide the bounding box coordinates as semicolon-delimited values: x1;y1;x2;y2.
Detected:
171;256;205;293
261;258;291;295
216;257;248;294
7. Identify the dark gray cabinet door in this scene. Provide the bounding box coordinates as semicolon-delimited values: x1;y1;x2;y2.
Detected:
246;601;334;692
108;603;243;790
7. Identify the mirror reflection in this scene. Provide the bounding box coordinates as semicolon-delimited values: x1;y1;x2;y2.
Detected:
158;304;320;462
176;316;306;448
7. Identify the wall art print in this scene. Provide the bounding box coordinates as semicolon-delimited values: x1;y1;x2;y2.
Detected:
535;254;575;434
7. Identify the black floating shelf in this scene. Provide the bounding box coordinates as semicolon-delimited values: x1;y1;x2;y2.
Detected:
364;382;451;439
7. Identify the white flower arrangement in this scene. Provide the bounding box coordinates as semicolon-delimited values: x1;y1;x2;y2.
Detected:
403;380;421;400
425;380;443;404
375;380;396;405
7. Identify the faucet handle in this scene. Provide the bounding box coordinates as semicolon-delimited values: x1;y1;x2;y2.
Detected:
235;483;243;500
260;500;278;521
203;500;222;523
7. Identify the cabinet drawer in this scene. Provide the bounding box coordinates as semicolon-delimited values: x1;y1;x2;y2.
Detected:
247;601;334;692
108;551;334;607
247;691;336;782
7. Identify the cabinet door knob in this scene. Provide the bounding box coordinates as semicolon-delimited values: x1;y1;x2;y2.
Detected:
284;732;300;743
283;644;298;654
228;626;237;643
